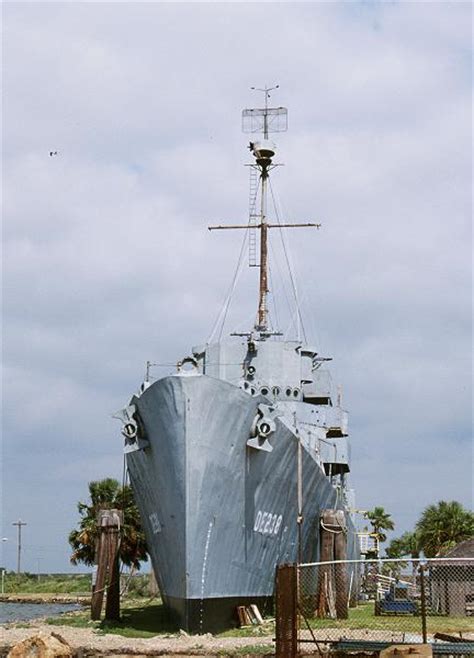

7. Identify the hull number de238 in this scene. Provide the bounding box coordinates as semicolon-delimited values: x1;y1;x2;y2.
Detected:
254;510;282;536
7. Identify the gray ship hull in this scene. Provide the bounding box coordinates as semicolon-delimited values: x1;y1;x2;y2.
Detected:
126;372;358;632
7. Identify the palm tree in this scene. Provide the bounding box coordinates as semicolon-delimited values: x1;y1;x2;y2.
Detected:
386;531;420;559
364;507;395;558
415;500;474;557
69;478;148;569
365;507;395;558
386;530;420;582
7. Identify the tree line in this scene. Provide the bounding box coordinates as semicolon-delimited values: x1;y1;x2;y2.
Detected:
68;479;473;567
364;501;473;559
386;500;474;559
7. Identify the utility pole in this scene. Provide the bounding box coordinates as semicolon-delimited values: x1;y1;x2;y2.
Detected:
12;520;27;574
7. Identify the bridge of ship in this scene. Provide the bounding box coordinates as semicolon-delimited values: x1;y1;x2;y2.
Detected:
190;337;350;478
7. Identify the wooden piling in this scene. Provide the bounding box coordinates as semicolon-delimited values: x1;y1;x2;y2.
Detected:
316;509;348;619
334;509;348;619
90;509;123;622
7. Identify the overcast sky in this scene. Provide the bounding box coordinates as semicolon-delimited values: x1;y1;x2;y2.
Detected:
2;1;472;573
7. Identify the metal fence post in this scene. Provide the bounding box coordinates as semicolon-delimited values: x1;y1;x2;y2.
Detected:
419;562;427;643
275;563;298;658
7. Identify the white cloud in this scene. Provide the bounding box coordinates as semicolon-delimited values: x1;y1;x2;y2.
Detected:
2;1;471;571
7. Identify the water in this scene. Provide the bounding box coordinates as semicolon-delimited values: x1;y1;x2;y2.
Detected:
0;601;81;623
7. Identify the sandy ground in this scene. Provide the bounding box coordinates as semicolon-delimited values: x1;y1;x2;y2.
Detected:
2;622;473;657
0;621;275;656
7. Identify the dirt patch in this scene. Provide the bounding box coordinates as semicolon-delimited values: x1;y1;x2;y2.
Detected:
0;622;274;657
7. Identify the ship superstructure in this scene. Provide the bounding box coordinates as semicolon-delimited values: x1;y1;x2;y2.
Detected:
115;89;359;632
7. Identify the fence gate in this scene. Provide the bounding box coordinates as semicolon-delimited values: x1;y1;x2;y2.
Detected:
275;564;298;658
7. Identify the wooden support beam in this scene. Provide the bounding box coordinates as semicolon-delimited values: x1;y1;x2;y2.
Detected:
334;509;348;620
90;509;123;622
316;510;336;618
316;509;349;619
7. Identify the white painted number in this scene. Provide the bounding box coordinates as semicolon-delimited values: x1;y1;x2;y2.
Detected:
149;512;161;534
253;510;283;536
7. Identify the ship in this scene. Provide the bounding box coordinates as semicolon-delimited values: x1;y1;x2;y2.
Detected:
115;88;360;632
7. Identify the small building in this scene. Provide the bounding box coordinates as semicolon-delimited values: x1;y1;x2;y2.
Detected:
430;538;474;616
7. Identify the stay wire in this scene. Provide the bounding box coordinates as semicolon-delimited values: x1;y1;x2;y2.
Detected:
268;262;281;336
269;238;293;327
268;179;307;342
218;229;249;341
207;226;249;343
207;172;262;343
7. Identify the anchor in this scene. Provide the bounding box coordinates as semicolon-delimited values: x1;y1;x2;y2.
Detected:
247;403;281;453
112;404;149;453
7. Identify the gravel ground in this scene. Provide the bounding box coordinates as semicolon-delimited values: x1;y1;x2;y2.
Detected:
0;622;275;656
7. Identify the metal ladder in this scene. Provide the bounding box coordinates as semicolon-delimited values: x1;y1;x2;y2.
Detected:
248;166;259;267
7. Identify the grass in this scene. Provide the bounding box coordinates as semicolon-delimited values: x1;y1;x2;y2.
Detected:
2;572;154;597
3;573;91;595
304;602;472;635
218;623;275;638
46;599;179;638
42;597;473;641
45;597;276;640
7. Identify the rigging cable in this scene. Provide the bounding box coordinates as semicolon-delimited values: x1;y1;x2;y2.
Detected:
269;179;307;342
207;226;249;343
269;238;293;328
208;172;263;342
268;262;281;336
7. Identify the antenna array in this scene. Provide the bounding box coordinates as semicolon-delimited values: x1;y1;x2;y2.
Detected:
242;107;288;134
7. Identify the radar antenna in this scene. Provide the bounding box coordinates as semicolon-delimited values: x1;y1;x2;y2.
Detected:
243;85;286;138
209;87;321;336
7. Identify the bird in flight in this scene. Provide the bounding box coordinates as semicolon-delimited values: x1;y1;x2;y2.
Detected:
49;151;59;157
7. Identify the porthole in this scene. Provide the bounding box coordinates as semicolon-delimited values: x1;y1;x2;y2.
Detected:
243;381;249;390
293;389;300;398
261;387;269;396
286;388;292;397
273;386;280;396
250;387;256;395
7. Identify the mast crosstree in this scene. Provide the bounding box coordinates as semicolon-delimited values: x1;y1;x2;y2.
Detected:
209;87;320;335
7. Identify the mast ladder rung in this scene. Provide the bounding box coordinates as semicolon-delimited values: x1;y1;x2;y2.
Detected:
249;167;259;267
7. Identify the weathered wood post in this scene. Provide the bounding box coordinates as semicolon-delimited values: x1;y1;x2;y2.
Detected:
419;563;428;644
316;510;336;618
316;509;348;619
104;509;122;622
91;509;123;621
333;509;348;619
275;563;298;658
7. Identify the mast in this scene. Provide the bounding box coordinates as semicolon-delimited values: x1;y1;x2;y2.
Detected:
258;169;268;330
250;85;280;332
208;87;320;338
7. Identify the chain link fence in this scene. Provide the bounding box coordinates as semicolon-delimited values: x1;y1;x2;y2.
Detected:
275;558;474;656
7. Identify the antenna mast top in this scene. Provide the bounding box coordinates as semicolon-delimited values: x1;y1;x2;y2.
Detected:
209;88;320;337
242;86;288;332
242;85;288;139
